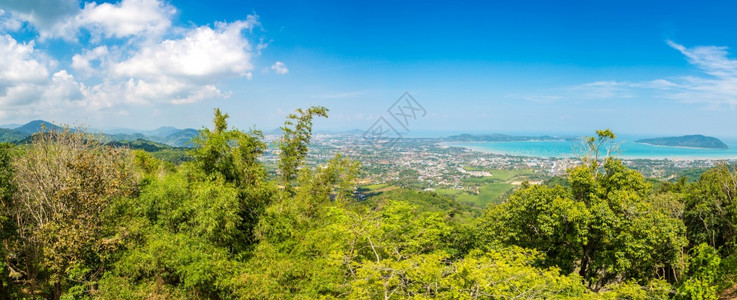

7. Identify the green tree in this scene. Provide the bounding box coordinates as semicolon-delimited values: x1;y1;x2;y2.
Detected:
96;109;278;298
682;165;737;253
278;106;328;191
483;130;688;291
7;127;136;299
242;154;359;298
677;243;721;300
0;143;18;299
190;108;268;187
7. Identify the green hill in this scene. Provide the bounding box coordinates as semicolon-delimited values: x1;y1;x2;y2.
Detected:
0;128;27;143
635;135;728;149
14;120;62;135
1;120;63;143
152;128;199;147
106;139;174;152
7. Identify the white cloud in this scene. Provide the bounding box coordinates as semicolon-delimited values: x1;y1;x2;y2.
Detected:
0;34;53;105
271;61;289;74
514;41;737;109
0;0;275;122
1;11;262;112
662;41;737;108
0;0;176;41
0;34;86;116
0;0;81;40
667;40;737;78
71;46;109;74
114;20;256;79
109;18;258;104
78;0;176;39
0;8;22;31
47;70;85;101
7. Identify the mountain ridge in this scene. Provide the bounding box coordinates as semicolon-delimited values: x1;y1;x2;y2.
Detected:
0;120;199;147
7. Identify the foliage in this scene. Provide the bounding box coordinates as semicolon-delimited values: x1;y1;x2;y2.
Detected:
482;131;689;291
682;165;737;253
676;243;721;300
278;106;328;190
0;128;26;143
351;247;589;299
2;118;736;299
0;143;17;298
6;127;136;299
190;108;268;187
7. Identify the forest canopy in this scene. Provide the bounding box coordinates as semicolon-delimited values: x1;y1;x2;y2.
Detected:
0;110;735;299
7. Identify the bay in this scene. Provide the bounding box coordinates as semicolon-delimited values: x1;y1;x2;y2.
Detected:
445;137;737;160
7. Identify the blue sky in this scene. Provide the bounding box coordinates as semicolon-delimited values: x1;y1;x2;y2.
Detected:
1;0;737;137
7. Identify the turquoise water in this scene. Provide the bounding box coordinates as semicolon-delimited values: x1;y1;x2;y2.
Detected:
447;138;737;160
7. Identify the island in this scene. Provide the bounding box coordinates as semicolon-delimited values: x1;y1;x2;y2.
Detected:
635;135;728;149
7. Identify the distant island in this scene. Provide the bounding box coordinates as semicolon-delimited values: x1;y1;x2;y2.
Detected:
444;133;577;142
635;135;728;149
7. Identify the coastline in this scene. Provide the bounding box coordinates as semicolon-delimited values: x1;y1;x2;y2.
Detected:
441;141;737;161
633;141;729;150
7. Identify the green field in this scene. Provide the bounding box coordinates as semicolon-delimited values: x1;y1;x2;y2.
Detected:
443;169;538;208
361;183;390;191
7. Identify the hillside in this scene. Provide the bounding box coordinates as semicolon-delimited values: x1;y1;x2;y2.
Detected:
14;120;62;134
0;128;27;143
106;127;199;147
143;126;181;137
151;128;199;147
106;139;174;152
0;120;61;143
635;135;728;149
0;120;200;147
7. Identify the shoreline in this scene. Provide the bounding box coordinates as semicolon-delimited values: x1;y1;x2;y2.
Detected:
633;141;729;150
440;141;737;161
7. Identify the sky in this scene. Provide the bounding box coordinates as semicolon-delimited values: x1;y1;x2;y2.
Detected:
1;0;737;137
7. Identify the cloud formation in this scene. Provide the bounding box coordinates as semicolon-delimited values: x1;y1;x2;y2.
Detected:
664;40;737;108
110;19;258;104
516;41;737;109
0;0;266;121
0;34;54;106
271;61;289;74
78;0;176;39
0;0;80;40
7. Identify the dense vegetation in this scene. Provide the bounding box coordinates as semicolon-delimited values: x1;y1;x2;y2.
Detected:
1;113;735;299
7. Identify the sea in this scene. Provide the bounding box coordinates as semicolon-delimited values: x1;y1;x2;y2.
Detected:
442;136;737;160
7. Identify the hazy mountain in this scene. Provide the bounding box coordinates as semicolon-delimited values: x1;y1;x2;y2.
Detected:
107;133;148;142
103;126;199;147
0;123;22;129
635;135;728;149
152;128;199;147
143;126;182;137
0;120;65;143
0;120;201;147
103;128;140;135
14;120;62;135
